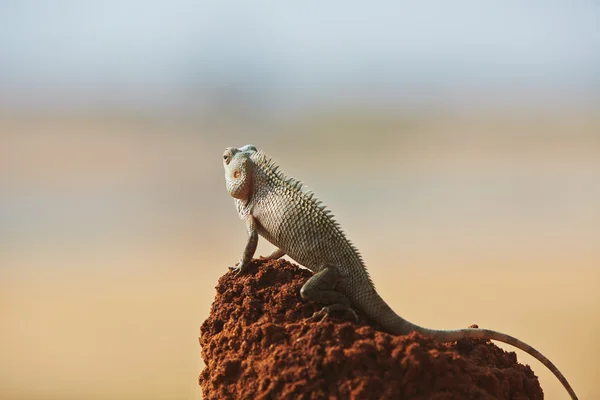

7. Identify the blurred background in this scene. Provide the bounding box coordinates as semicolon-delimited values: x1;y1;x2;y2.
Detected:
1;1;599;399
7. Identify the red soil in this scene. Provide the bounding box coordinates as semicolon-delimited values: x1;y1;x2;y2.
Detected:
199;259;543;399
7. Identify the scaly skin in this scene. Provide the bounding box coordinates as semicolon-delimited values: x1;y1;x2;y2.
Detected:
222;144;578;400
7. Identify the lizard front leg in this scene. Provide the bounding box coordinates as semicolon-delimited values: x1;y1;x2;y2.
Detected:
230;215;258;274
300;266;358;322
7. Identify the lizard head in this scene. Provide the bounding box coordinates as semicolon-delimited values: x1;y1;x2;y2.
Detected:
223;145;257;200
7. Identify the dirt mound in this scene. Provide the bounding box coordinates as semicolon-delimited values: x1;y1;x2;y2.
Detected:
199;259;543;399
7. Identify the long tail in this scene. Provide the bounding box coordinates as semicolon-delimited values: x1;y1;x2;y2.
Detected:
366;293;578;399
414;325;578;400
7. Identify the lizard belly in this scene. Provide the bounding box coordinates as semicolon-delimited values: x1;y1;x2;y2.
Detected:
255;216;326;271
258;219;354;274
252;189;355;273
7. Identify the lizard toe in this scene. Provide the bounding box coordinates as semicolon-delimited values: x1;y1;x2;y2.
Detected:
308;304;358;323
307;308;328;323
229;261;250;276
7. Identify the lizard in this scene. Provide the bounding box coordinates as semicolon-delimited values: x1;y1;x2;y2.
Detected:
222;144;578;400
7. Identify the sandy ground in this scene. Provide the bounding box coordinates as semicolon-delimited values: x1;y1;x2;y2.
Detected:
1;112;599;399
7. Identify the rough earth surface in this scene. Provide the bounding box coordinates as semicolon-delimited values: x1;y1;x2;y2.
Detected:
199;259;543;399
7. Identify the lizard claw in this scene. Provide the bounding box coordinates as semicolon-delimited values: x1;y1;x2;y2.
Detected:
229;261;250;276
308;304;359;323
307;307;329;324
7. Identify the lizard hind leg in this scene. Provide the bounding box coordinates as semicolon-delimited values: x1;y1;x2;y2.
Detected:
300;266;358;322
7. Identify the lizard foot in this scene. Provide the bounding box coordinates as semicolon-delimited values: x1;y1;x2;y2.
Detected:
229;261;250;276
308;303;359;323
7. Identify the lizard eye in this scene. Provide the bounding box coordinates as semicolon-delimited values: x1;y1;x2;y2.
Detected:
223;151;231;164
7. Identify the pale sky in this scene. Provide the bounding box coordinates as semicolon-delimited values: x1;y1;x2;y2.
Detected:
1;1;598;108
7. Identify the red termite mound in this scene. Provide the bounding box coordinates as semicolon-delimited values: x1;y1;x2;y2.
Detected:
199;259;543;399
